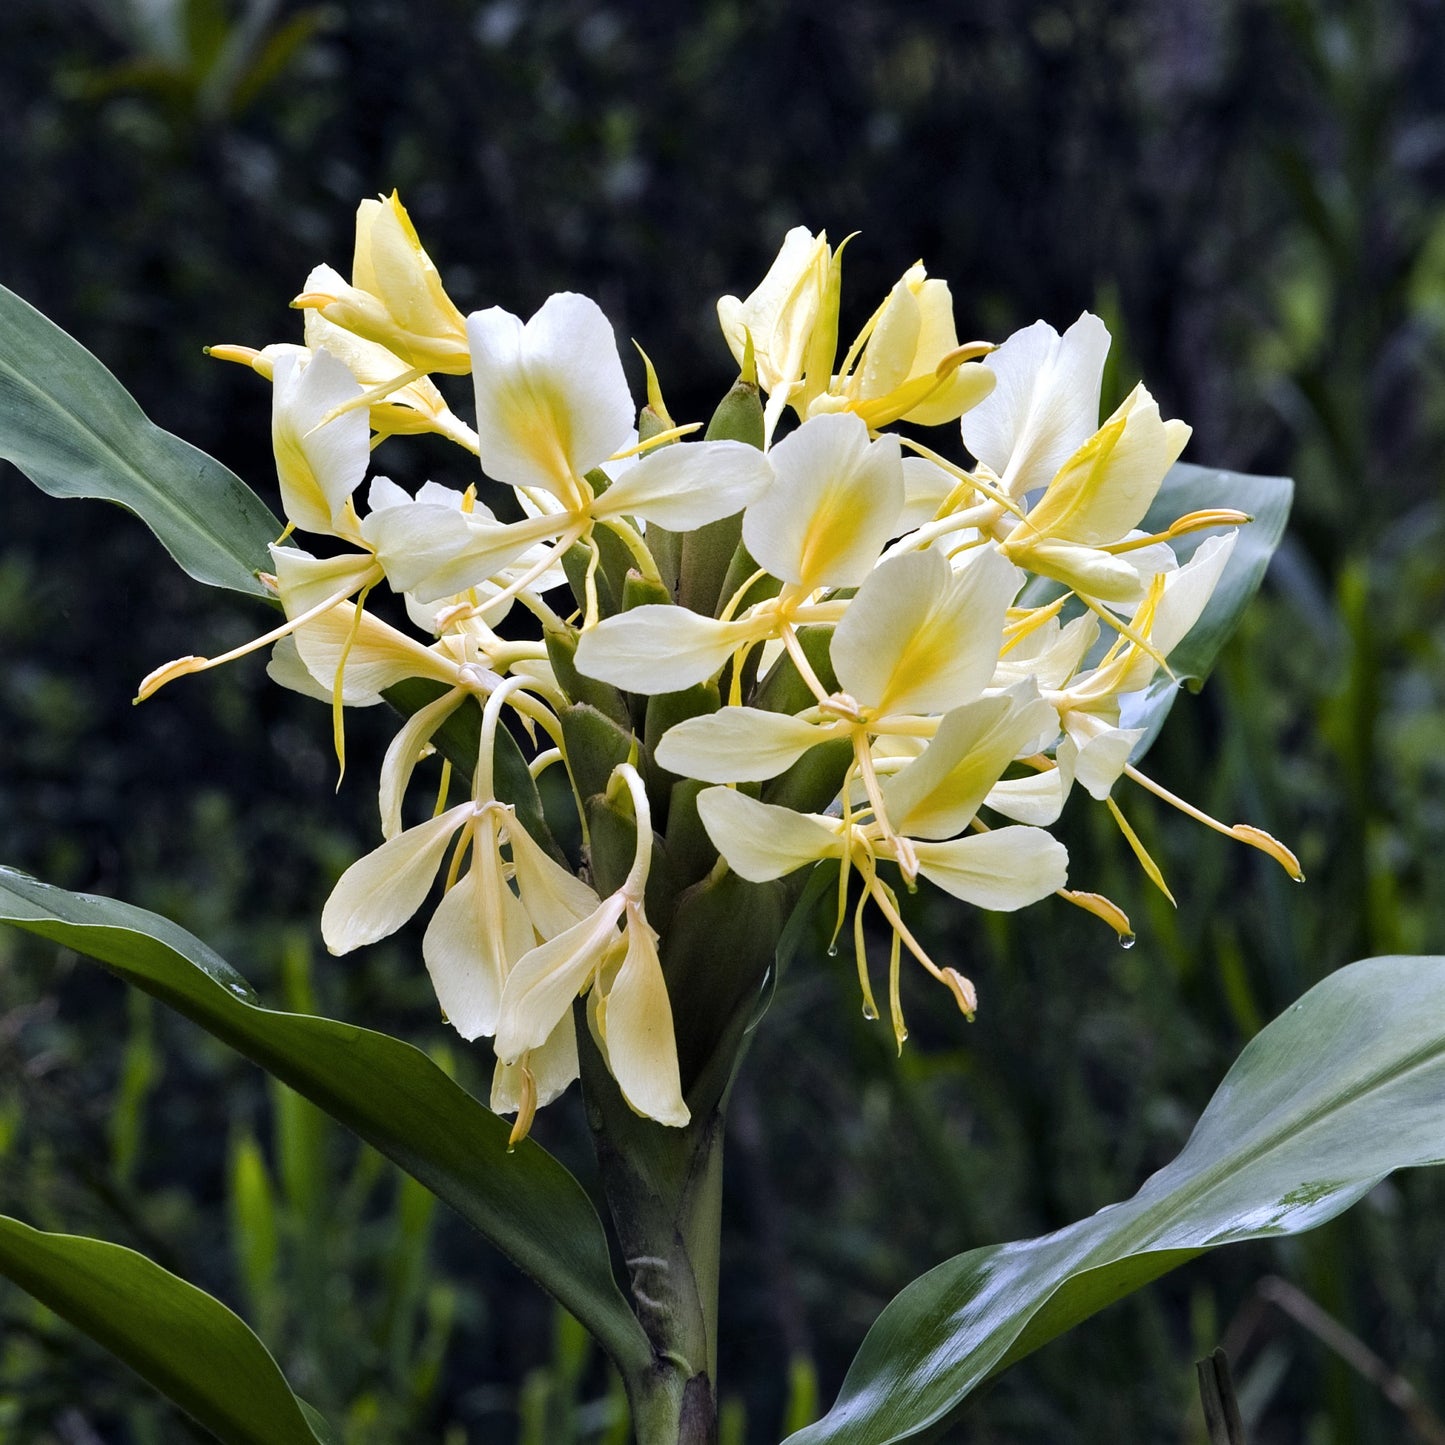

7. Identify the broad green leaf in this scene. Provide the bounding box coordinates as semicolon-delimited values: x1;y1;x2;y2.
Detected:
787;954;1445;1445
0;283;281;595
0;866;652;1377
1122;462;1292;754
0;1216;327;1445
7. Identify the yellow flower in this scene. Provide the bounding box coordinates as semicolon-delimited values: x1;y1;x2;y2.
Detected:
292;192;469;376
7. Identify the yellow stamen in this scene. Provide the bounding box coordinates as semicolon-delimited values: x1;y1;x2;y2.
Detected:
898;437;1029;520
607;421;702;460
1106;796;1177;905
134;563;384;702
1101;508;1253;555
507;1062;538;1151
1123;764;1304;880
432;758;453;818
330;581;376;784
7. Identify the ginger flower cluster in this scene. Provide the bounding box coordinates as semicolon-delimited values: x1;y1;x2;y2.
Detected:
144;194;1301;1141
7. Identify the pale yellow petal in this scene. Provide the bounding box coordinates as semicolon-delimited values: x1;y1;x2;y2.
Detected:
912;826;1068;909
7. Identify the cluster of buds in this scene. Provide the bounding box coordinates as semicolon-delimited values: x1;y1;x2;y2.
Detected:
143;194;1300;1142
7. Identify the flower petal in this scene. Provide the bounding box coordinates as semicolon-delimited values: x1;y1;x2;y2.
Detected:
832;546;1021;716
961;313;1110;498
422;841;532;1040
491;1011;579;1115
573;606;756;693
598;911;689;1127
494;895;626;1062
321;804;472;953
507;818;600;938
655;707;828;783
596;440;774;531
468;293;633;498
912;826;1069;909
271;348;370;538
742;413;903;590
695;787;842;882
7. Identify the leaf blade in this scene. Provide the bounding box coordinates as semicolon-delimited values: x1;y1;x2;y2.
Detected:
0;1217;327;1445
787;954;1445;1444
0;865;652;1377
0;283;281;595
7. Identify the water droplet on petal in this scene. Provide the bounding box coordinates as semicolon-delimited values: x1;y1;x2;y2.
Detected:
1119;932;1136;950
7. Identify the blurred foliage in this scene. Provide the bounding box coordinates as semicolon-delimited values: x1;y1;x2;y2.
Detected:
1;0;1444;1441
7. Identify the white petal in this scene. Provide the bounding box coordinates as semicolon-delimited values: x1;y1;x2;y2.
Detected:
1152;531;1237;658
898;455;957;530
695;787;842;882
494;895;626;1062
832;547;1020;716
468;294;633;498
378;688;466;839
321;805;472;953
269;544;378;618
742;414;903;589
507;819;600;938
985;759;1072;826
598;913;689;1127
961;313;1110;498
1066;720;1144;799
597;440;774;530
290;599;458;706
423;846;531;1040
573;606;755;693
881;685;1056;840
654;707;827;783
491;1011;579;1115
913;827;1068;909
1022;386;1190;547
271;348;370;537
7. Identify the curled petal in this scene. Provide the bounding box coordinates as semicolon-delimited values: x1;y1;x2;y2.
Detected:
495;895;626;1063
491;1011;580;1116
598;911;689;1127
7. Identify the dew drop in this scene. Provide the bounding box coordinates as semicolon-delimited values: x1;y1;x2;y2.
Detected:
1118;932;1137;950
826;942;839;958
861;1001;878;1020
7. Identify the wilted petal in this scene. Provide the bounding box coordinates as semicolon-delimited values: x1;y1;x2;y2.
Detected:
491;1011;579;1116
379;687;467;839
422;841;533;1040
507;818;600;938
495;895;626;1062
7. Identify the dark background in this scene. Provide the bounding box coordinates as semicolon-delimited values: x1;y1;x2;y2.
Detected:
2;2;1443;1441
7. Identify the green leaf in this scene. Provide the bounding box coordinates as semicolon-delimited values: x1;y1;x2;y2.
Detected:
0;1216;328;1445
1124;462;1293;755
787;954;1445;1445
0;283;281;595
0;866;653;1377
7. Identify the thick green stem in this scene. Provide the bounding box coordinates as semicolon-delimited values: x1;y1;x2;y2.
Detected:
577;1011;726;1445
